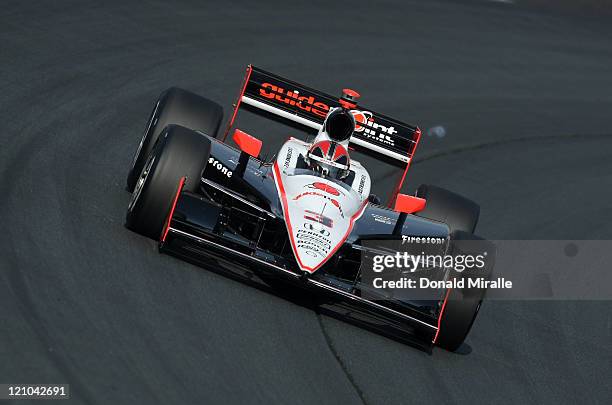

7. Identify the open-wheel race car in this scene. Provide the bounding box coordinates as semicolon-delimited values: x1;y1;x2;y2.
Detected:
124;65;493;352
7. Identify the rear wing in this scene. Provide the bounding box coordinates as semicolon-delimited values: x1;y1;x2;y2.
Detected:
223;65;422;204
225;66;421;168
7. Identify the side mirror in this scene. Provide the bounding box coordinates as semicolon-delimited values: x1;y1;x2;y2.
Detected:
233;129;262;158
392;194;426;235
394;194;426;214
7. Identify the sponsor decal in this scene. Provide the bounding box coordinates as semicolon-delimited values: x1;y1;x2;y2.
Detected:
307;182;342;196
401;235;446;245
372;213;393;225
296;228;332;258
257;80;404;147
357;175;366;195
304;209;334;228
283;146;293;169
303;222;331;236
292;191;345;218
350;110;397;146
208;157;233;178
258;83;400;148
259;83;329;118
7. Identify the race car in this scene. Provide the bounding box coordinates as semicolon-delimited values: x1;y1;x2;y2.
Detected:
124;65;493;352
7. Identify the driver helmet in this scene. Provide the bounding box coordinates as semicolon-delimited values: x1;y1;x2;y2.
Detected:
306;140;350;179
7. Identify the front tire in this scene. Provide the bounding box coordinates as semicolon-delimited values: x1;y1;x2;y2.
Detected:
435;231;494;351
415;186;488;351
126;87;223;191
125;125;211;239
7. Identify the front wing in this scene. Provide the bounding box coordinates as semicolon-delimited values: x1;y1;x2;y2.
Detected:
160;191;442;352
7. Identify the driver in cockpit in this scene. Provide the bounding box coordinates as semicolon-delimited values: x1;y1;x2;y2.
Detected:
304;107;355;180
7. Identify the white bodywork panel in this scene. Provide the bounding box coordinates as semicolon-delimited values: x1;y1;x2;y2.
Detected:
272;138;371;273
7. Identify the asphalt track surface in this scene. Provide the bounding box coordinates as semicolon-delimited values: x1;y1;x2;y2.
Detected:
1;1;611;404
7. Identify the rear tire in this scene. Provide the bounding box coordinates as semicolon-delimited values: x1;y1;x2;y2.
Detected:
415;184;480;233
125;125;211;239
126;87;223;191
436;231;494;352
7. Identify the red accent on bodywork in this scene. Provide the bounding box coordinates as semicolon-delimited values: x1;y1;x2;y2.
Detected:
312;181;340;196
293;191;326;201
272;162;367;273
433;288;452;344
223;65;253;141
351;110;370;131
394;194;426;214
232;129;262;157
389;127;421;206
161;176;186;243
291;191;344;216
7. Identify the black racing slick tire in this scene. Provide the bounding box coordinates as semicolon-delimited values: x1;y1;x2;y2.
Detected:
126;87;223;191
435;231;495;352
415;184;480;234
125;125;211;240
